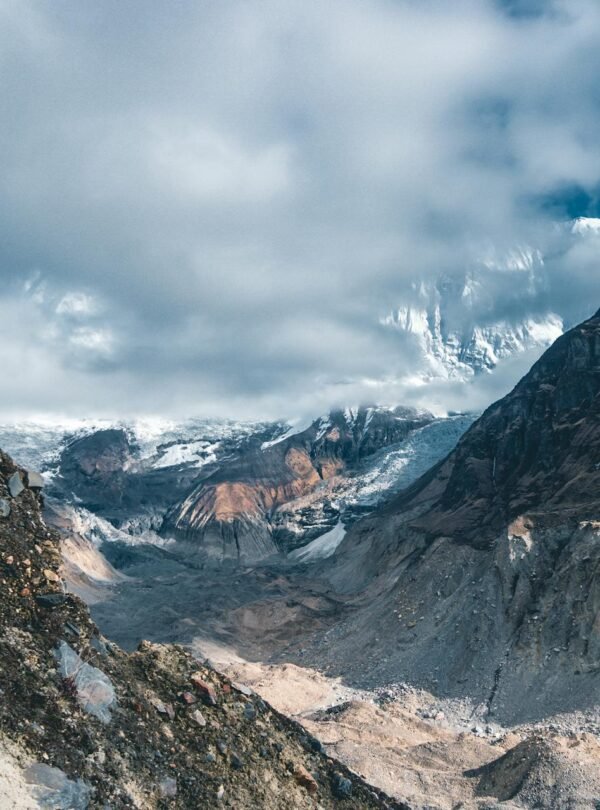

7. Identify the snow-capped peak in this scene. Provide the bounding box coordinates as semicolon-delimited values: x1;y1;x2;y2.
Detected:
571;217;600;235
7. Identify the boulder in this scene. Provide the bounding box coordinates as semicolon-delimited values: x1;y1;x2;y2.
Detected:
55;641;116;724
35;593;68;608
190;672;218;705
294;765;318;795
26;470;44;490
7;472;24;498
24;764;90;810
332;772;352;798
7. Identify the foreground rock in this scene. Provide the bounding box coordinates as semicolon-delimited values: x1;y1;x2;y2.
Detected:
0;449;406;809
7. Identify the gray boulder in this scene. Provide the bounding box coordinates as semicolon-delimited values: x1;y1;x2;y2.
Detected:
26;470;44;490
8;472;24;498
0;498;9;517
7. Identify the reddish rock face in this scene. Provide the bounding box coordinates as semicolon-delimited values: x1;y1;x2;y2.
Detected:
190;673;218;705
164;407;433;562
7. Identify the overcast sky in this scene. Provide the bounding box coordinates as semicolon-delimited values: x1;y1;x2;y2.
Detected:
1;0;600;421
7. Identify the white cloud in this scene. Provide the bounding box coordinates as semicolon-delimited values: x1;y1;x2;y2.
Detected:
68;326;114;355
0;0;599;419
56;291;97;317
148;124;293;203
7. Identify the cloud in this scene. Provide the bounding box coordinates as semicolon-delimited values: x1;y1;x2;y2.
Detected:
0;0;600;420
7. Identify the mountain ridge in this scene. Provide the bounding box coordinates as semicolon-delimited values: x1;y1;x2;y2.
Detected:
294;307;600;724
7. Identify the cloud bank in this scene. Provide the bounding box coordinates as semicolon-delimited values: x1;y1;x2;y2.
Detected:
1;0;600;420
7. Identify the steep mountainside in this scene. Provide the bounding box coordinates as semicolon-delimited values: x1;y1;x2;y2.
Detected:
0;448;406;809
393;306;600;544
304;309;600;723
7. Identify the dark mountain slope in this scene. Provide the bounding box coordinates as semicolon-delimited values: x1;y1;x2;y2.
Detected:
391;307;600;547
307;309;600;724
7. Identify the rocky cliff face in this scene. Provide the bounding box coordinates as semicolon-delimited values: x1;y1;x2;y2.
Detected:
51;423;282;536
306;309;600;724
163;407;434;562
0;448;406;809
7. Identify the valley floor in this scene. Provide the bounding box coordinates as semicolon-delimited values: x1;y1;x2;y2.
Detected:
200;648;600;810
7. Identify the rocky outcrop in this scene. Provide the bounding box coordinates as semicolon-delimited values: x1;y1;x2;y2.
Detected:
56;429;138;516
163;407;433;562
53;428;211;530
0;447;407;809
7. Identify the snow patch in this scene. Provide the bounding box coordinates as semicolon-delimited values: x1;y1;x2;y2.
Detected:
59;503;174;549
571;217;600;235
261;416;317;450
289;521;346;562
152;440;220;469
343;415;475;508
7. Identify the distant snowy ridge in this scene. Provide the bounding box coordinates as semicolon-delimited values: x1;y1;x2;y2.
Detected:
260;416;315;450
382;305;563;381
380;219;600;384
0;417;268;474
261;405;432;452
381;263;563;382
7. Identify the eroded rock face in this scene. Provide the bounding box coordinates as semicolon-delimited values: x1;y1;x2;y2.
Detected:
164;407;433;562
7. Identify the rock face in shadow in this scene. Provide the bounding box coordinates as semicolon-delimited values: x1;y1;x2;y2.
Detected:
54;428;202;528
307;309;600;723
163;407;433;562
56;429;138;515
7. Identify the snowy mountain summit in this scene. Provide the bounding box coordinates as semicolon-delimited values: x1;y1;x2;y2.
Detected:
381;266;563;381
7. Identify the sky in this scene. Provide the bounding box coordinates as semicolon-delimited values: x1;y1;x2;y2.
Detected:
1;0;600;421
